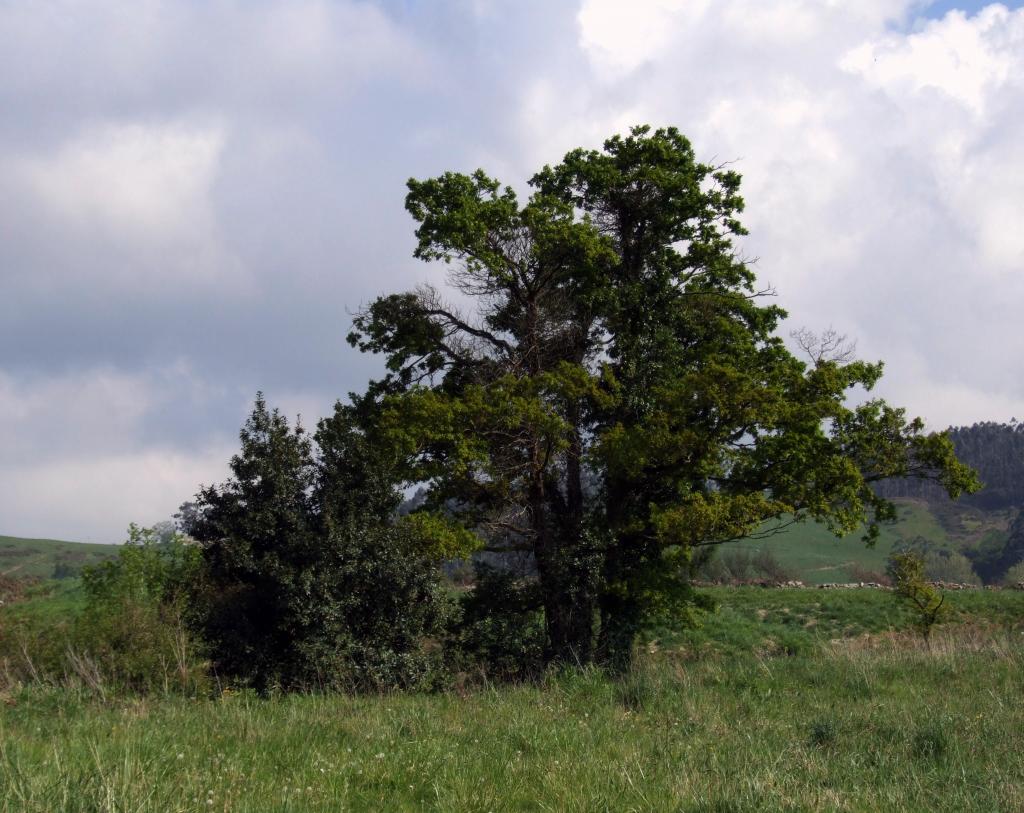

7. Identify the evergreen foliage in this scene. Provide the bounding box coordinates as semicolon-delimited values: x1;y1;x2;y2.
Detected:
187;394;450;692
875;420;1024;510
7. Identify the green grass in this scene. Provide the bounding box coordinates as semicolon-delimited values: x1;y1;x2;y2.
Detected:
0;535;118;580
0;578;88;623
658;586;1024;658
2;586;1023;812
2;637;1022;811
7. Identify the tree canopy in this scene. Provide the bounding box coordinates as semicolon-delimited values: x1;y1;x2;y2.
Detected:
349;125;978;667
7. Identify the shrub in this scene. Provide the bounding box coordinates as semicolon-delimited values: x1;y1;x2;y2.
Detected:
0;526;208;696
847;564;891;585
202;519;453;692
912;722;949;760
721;549;753;582
1001;561;1024;587
923;550;980;585
74;524;208;695
448;564;545;682
751;548;793;584
808;719;838;748
887;552;948;646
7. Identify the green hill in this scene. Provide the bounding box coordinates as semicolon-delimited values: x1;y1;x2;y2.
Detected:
713;500;1005;585
0;535;119;580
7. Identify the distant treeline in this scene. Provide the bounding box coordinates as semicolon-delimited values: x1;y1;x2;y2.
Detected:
876;421;1024;510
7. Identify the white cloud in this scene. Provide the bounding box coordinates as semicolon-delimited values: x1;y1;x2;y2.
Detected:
842;5;1020;114
1;0;1023;538
0;447;232;544
21;122;225;240
577;0;703;76
561;0;1024;429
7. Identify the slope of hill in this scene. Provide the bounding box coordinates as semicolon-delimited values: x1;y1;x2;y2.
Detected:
0;535;119;580
713;500;1005;585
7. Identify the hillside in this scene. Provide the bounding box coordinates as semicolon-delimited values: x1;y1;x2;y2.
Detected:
712;499;1012;585
0;535;119;580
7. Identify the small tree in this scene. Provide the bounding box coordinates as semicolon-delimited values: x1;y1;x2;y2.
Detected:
189;394;451;692
888;552;947;647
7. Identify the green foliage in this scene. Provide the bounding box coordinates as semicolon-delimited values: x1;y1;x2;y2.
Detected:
1003;561;1024;586
396;512;483;561
190;394;450;693
888;553;948;644
447;565;546;681
349;124;979;669
73;524;207;695
81;523;200;610
808;719;838;748
967;509;1024;583
913;722;950;761
0;526;207;696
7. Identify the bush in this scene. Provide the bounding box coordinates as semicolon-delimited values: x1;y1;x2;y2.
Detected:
888;552;948;646
923;550;980;586
752;548;793;584
1001;561;1024;587
847;564;891;585
808;719;838;748
721;549;753;582
696;546;792;584
0;525;208;697
73;524;208;696
912;722;949;760
447;564;546;682
199;520;453;692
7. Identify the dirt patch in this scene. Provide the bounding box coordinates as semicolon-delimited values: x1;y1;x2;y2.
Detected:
0;574;40;605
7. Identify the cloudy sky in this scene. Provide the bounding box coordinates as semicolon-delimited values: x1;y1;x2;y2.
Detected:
1;0;1022;542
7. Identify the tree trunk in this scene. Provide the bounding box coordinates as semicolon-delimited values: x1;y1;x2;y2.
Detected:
530;431;596;665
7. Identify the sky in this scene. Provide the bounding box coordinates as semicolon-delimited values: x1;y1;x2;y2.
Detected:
1;0;1022;542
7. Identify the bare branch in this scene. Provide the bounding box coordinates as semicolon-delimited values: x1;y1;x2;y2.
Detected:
791;326;858;366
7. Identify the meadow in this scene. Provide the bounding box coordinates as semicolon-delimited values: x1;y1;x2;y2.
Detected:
2;585;1022;812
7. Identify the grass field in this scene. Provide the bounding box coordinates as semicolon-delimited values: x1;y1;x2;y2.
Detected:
2;586;1023;812
0;536;118;581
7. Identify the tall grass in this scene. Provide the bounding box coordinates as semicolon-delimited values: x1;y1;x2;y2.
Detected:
1;623;1022;811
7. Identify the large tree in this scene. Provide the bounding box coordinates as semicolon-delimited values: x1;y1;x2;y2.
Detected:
350;126;978;667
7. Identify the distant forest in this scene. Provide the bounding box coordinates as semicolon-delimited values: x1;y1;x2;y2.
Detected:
876;421;1024;511
875;421;1024;584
